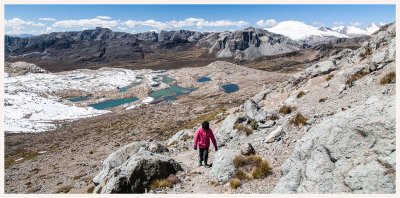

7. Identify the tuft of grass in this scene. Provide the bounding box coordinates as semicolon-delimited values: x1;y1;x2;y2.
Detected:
278;105;297;115
296;91;305;99
150;179;173;190
210;180;217;185
319;97;327;103
268;114;280;120
289;112;308;127
380;72;396;85
5;149;40;169
326;74;334;81
346;71;369;85
229;178;241;189
251;161;271;179
86;186;95;194
236;168;253;180
96;187;103;194
233;155;246;168
250;120;258;130
234;123;253;136
88;150;94;154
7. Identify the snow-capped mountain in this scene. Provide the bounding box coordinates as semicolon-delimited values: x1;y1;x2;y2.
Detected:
265;20;349;40
332;22;380;36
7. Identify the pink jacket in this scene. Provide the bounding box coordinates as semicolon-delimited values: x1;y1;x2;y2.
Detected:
194;127;217;149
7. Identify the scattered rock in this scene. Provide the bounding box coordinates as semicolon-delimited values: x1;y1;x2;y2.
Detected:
167;129;193;146
258;120;275;128
241;143;256;156
306;61;338;78
264;126;284;143
252;89;272;103
338;84;346;93
167;174;182;184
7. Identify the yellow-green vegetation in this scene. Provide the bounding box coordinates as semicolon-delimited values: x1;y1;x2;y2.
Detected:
268;114;280;120
359;46;373;60
380;72;396;85
251;160;272;179
5;149;40;169
234;122;253;136
290;112;308;127
150;178;173;190
319;97;327;103
87;186;95;193
250;120;258;130
229;178;241;189
233;155;271;181
346;71;369;85
296;91;305;98
279;105;297;114
326;74;334;81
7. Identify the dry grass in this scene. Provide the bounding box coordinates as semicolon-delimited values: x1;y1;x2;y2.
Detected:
210;180;217;185
234;123;253;136
326;74;334;81
5;149;40;169
86;186;95;193
229;178;241;189
236;168;254;180
279;105;297;114
182;145;189;150
296;91;305;98
251;160;271;179
319;97;327;103
150;179;173;190
268;114;280;120
56;185;73;194
380;72;396;85
290;112;308;127
346;71;369;85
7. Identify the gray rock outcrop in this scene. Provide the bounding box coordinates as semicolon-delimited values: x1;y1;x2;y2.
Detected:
210;149;241;182
94;150;183;193
305;61;338;78
272;94;395;193
167;129;193;146
243;99;267;122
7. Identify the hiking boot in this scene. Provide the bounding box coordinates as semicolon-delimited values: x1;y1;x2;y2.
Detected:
198;161;203;166
204;164;210;168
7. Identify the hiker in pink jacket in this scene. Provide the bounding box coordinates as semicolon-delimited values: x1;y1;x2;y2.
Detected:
194;121;218;168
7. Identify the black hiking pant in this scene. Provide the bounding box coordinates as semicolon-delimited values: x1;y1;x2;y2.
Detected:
199;148;209;165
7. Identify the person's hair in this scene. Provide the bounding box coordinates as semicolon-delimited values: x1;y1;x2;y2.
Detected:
202;121;209;130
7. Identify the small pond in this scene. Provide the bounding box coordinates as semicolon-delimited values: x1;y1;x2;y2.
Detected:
159;75;173;84
72;76;86;80
89;97;139;110
149;85;196;104
119;82;141;92
221;84;239;94
198;77;211;82
68;96;90;102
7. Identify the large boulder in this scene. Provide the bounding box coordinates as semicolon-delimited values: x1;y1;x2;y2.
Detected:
272;94;395;193
94;150;183;193
252;88;272;103
210;149;241;182
215;114;240;147
93;141;148;186
243;99;267;122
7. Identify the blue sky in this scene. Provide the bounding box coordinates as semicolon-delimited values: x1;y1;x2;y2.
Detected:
4;4;396;35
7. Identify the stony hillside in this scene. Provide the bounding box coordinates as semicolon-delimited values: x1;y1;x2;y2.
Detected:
89;23;395;194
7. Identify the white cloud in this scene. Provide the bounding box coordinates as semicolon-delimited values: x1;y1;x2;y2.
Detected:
53;18;120;28
45;26;56;33
6;18;45;30
333;21;344;25
39;17;56;21
379;22;387;26
349;22;362;26
117;26;127;31
123;18;248;30
256;19;277;27
96;16;112;20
